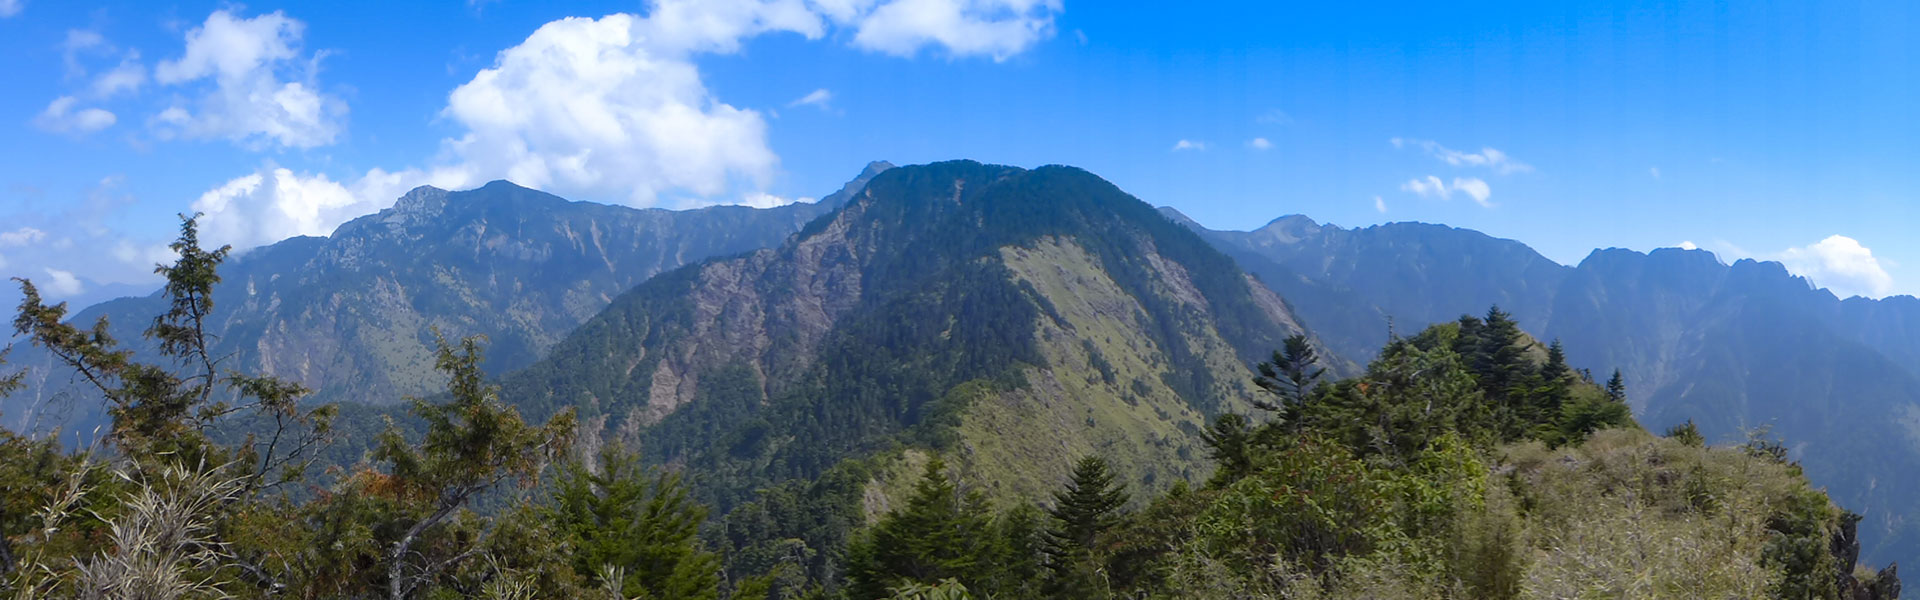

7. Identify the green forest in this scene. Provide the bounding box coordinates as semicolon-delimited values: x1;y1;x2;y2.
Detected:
0;217;1899;599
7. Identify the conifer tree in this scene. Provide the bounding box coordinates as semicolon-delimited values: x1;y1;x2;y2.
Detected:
1253;335;1325;423
1200;414;1253;484
1605;369;1627;403
847;458;994;599
1542;340;1570;382
1043;456;1127;599
548;445;719;599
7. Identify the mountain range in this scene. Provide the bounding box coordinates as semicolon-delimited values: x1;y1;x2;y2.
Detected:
1;162;893;434
7;159;1919;567
1177;211;1920;564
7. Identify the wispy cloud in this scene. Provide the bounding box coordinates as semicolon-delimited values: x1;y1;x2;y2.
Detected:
1373;196;1387;214
1399;175;1494;207
1392;138;1532;174
1171;139;1207;152
788;88;832;109
1247;137;1272;150
34;96;117;135
1256;109;1292;126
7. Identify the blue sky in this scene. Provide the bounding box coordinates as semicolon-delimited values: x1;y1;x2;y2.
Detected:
1;0;1916;305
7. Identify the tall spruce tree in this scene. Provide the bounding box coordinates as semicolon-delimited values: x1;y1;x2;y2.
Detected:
547;445;719;599
847;458;995;599
1200;414;1253;485
1043;456;1128;599
1605;369;1627;404
1253;335;1326;425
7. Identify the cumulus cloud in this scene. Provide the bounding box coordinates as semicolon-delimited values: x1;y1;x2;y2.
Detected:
0;228;48;247
436;10;815;206
189;166;448;251
1247;137;1273;150
1677;240;1698;250
844;0;1062;61
789;88;833;109
166;0;1066;257
1778;235;1895;298
152;10;345;149
1373;196;1387;214
1171;139;1207;152
1399;175;1494;207
33;96;117;134
1392;138;1532;174
40;268;83;297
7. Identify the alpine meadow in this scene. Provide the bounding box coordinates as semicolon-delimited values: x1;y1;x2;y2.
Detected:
0;2;1915;599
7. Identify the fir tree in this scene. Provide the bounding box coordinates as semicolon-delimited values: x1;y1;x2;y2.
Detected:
547;445;720;599
1605;369;1627;404
1200;414;1253;484
1253;334;1325;423
1043;456;1128;599
847;458;995;599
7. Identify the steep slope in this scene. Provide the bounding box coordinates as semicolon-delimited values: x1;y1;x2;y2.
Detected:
499;161;1315;511
4;162;894;433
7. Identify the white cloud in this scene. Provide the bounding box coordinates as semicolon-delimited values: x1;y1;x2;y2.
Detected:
0;0;21;17
189;166;450;251
1373;196;1387;214
789;88;833;109
1778;235;1895;298
436;10;819;207
1400;175;1447;198
1247;137;1273;150
156;0;1066;264
1650;167;1662;179
1677;240;1698;250
844;0;1063;61
1392;138;1532;174
40;268;83;297
1450;177;1492;207
91;59;147;98
1399;175;1494;207
33;96;117;134
1171;139;1207;152
0;228;48;247
1256;109;1293;126
152;10;345;149
62;29;109;77
112;240;178;269
738;192;813;209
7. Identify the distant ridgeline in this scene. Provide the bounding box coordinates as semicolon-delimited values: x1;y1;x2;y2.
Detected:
0;161;1903;598
0;161;895;437
1179;210;1920;566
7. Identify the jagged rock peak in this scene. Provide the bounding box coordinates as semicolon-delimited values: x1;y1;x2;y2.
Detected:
392;185;451;214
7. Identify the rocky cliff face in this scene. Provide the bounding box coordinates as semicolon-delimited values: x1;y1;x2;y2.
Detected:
4;162;895;434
